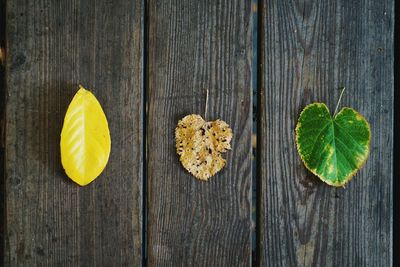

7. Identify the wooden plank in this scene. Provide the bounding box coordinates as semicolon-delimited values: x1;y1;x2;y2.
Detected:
259;0;393;266
147;0;253;265
0;0;5;260
4;0;143;265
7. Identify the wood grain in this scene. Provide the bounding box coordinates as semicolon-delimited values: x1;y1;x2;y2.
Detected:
259;0;394;266
0;0;5;260
4;0;143;265
146;0;253;265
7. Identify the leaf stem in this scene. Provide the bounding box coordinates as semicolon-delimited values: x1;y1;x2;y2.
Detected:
204;88;209;120
333;87;346;117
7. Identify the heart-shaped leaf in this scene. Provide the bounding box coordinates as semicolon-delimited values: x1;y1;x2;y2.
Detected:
60;86;111;186
175;114;233;181
295;103;371;187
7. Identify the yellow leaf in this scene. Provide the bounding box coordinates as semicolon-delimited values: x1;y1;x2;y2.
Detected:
60;85;111;186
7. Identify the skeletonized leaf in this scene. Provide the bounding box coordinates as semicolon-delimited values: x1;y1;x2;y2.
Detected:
60;86;111;186
176;114;233;181
296;103;370;187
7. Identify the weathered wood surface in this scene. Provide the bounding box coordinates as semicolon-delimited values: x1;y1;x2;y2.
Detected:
0;0;6;260
4;0;143;265
259;0;394;266
146;0;253;265
2;0;395;265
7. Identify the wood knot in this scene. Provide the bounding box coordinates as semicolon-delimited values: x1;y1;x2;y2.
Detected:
299;172;319;189
0;47;5;66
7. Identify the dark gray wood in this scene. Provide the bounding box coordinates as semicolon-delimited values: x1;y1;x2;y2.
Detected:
147;0;253;265
0;0;5;260
259;0;393;266
4;0;143;265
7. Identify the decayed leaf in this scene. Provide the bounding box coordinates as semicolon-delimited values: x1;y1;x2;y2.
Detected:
60;85;111;186
295;103;371;187
176;114;233;181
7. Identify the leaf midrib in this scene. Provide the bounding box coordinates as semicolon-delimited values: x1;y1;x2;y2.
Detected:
331;119;338;181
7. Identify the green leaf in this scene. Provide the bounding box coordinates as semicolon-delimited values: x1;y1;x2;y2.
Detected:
295;103;371;187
